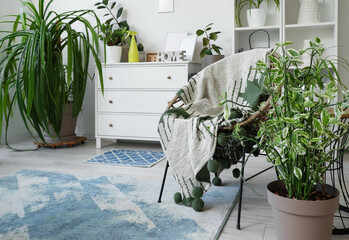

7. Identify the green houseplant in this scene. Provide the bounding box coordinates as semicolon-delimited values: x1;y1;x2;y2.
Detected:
95;0;129;63
196;23;224;68
235;0;280;27
226;38;349;239
0;0;104;146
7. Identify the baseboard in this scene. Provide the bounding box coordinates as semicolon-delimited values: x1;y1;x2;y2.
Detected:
1;132;32;144
75;131;95;140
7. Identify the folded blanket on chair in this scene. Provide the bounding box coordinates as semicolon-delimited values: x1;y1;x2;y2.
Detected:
158;49;271;203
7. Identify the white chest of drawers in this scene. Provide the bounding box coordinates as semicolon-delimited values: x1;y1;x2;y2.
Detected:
95;61;200;148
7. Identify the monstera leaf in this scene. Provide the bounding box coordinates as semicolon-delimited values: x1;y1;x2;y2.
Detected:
238;75;267;111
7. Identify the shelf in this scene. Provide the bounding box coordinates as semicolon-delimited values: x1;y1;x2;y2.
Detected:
285;22;336;30
234;25;280;32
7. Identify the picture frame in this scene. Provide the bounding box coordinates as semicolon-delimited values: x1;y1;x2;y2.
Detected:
164;32;187;52
158;0;174;13
179;35;197;61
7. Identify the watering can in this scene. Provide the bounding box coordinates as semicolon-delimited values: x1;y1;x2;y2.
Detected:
126;31;139;63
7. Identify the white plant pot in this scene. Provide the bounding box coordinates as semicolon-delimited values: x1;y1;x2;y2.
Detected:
106;46;122;63
246;9;267;27
297;0;319;24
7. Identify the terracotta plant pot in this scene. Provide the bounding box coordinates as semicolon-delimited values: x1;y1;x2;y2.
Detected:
43;103;78;143
202;55;225;69
267;180;339;240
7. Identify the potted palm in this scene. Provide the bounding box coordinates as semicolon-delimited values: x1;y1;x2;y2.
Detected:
235;0;280;27
196;23;224;68
0;0;104;146
230;38;349;240
95;0;129;63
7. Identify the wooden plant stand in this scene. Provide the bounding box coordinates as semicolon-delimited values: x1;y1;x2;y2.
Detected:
34;137;87;149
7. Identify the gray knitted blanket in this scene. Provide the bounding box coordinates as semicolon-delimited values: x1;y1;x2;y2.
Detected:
158;49;271;199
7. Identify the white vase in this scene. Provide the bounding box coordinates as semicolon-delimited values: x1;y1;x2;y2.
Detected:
246;9;267;27
297;0;319;24
106;46;122;63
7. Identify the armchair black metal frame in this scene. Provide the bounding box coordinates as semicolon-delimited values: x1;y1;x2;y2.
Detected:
157;94;276;230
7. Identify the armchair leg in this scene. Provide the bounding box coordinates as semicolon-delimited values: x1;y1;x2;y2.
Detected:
236;146;246;230
158;161;170;203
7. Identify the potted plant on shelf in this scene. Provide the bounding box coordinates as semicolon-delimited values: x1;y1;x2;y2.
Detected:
196;23;224;68
227;38;349;240
0;0;104;146
235;0;280;27
95;0;130;63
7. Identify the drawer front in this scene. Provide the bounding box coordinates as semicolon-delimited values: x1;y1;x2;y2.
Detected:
97;114;160;139
97;90;175;114
99;66;187;89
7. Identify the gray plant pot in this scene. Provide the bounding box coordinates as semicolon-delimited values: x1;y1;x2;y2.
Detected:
267;180;339;240
139;51;146;62
121;46;129;62
202;55;225;69
43;103;78;143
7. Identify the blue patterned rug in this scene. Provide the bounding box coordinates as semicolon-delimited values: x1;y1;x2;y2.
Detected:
84;149;165;167
0;169;240;240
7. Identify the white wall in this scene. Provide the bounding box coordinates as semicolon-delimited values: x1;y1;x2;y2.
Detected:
0;0;30;143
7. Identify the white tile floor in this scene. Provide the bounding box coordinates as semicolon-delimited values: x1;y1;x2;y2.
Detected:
0;139;348;240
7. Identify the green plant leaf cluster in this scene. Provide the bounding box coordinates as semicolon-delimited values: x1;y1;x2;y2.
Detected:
95;0;129;46
0;0;104;146
232;38;349;200
196;23;223;58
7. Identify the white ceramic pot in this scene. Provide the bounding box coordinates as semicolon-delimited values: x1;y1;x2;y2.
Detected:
106;45;122;63
246;9;267;27
297;0;319;24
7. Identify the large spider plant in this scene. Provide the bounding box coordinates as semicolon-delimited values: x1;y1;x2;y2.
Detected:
0;0;104;145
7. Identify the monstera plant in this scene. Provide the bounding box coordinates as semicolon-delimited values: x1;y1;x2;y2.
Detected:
0;0;103;145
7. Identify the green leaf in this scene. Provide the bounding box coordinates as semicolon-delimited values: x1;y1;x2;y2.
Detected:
310;138;322;142
294;144;306;155
117;7;123;18
200;48;208;58
321;109;330;127
304;100;315;108
209;33;218;41
238;71;265;110
224;104;231;121
293;167;302;180
313;118;323;133
196;29;204;36
282;127;288;139
212;44;221;55
287;48;300;57
203;38;209;47
97;6;106;9
111;2;116;9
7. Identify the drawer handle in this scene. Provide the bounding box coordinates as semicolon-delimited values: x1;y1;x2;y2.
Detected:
167;76;172;80
109;100;113;104
109;76;113;80
109;123;113;127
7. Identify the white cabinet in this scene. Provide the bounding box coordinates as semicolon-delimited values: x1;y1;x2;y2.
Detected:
233;0;338;59
95;62;200;148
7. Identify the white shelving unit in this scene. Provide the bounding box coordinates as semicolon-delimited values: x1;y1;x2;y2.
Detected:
233;0;338;59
